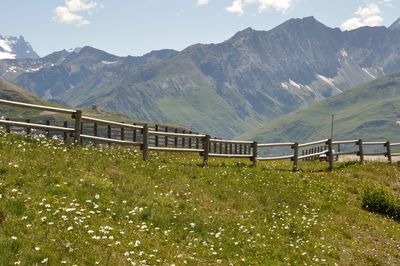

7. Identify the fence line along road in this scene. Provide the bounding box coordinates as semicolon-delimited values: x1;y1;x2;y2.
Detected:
0;98;398;172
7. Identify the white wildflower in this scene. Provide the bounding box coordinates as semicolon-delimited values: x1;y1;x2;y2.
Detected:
134;240;141;247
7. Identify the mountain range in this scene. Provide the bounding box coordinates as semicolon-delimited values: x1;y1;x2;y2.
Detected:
1;16;400;138
239;73;400;145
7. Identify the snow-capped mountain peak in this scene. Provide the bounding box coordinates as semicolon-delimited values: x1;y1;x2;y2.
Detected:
0;35;39;60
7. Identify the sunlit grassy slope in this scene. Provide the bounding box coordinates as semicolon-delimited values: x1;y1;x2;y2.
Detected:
0;79;183;129
0;132;400;265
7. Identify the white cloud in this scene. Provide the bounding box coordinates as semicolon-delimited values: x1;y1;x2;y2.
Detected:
355;3;380;17
341;4;383;31
196;0;209;6
53;0;98;27
226;0;293;16
226;0;245;15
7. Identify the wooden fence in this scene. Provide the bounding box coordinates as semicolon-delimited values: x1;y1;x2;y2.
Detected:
0;98;398;172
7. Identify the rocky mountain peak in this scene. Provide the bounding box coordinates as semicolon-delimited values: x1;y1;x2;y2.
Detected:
272;16;330;32
389;17;400;30
0;35;39;60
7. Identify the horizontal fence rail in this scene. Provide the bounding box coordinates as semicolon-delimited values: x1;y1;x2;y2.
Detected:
332;140;358;145
0;99;76;114
1;98;398;172
258;155;293;161
149;131;206;138
258;142;295;148
298;150;329;160
363;141;387;145
0;120;74;133
298;139;329;148
148;147;204;153
210;139;253;145
80;134;142;146
81;116;143;130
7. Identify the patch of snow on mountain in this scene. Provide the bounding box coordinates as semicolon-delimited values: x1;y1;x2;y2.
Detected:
27;67;43;73
0;51;15;59
289;79;301;89
281;82;289;89
0;35;39;59
0;39;12;52
316;74;336;87
340;49;348;58
362;68;376;79
7;66;18;73
101;60;117;65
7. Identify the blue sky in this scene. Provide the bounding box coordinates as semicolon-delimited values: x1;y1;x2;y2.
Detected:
0;0;399;57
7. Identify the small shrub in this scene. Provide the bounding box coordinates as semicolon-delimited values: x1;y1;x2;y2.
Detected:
361;184;400;220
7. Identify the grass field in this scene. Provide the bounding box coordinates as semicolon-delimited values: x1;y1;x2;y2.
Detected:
0;132;399;265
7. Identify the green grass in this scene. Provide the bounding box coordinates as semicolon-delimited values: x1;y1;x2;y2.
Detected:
362;184;400;221
1;132;400;265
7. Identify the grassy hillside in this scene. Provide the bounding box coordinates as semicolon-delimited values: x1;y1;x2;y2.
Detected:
239;73;400;144
0;79;184;129
1;132;400;265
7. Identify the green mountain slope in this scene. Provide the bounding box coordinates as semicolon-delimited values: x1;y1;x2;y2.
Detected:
0;79;49;105
239;73;400;143
0;80;140;123
0;80;193;132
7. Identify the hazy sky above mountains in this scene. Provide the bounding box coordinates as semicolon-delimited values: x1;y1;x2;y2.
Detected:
1;0;399;57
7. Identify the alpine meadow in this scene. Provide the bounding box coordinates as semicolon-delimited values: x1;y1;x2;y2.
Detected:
1;0;400;265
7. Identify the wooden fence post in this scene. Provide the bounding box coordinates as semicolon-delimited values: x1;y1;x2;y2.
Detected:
107;125;112;146
73;110;82;144
385;141;392;164
80;121;84;145
203;135;211;165
45;120;50;138
292;143;299;172
26;119;31;136
63;121;68;143
251;141;258;167
327;139;334;171
165;126;168;147
357;139;364;164
142;124;149;161
121;123;125;141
